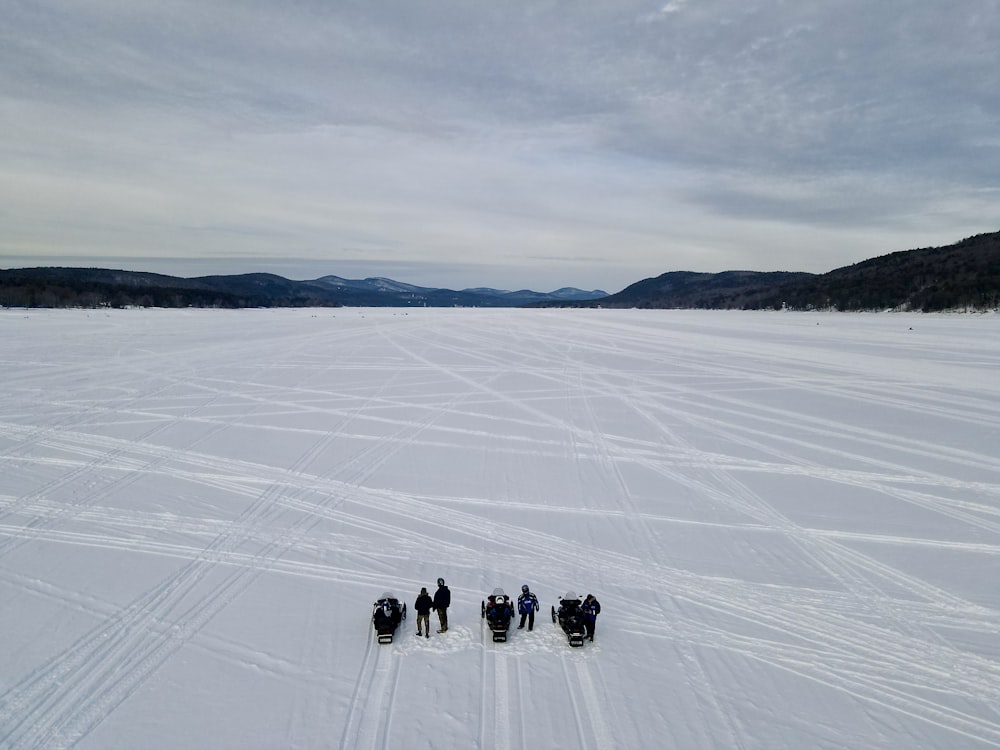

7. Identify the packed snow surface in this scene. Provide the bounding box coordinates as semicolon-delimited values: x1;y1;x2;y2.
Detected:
2;307;999;750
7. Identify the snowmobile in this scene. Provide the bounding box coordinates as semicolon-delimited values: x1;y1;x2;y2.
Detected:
372;593;406;644
551;591;586;647
481;587;514;642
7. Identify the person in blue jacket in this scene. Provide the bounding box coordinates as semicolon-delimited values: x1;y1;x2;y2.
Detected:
433;577;451;633
517;584;539;631
582;593;601;641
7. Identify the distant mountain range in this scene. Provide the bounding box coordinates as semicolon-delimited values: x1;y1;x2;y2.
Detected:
0;267;607;309
2;230;998;311
311;275;609;306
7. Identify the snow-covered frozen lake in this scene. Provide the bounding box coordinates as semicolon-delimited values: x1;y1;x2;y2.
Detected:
2;307;999;749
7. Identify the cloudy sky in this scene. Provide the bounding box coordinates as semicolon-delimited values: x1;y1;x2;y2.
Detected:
2;1;998;292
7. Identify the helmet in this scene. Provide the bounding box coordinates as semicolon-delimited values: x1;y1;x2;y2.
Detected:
437;578;445;586
521;584;529;592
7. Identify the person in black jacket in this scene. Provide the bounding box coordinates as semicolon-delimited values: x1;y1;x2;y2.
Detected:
414;587;433;638
433;577;451;633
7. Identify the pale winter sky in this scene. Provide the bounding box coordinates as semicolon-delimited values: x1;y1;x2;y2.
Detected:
2;1;998;293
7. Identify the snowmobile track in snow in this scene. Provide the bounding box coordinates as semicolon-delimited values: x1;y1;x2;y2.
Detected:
2;309;999;749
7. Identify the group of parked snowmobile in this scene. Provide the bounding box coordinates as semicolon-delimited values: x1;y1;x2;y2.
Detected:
372;587;600;648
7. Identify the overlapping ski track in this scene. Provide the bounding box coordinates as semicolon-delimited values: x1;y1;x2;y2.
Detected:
1;309;999;748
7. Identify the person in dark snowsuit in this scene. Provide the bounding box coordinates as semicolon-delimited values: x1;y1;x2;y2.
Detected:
517;584;539;631
582;593;601;641
414;587;433;638
433;577;451;633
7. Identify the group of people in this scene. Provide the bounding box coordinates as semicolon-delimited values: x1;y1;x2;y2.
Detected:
410;580;601;640
412;578;451;637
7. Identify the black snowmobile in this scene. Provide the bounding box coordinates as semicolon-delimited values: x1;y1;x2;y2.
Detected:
552;591;586;647
372;592;406;644
481;587;514;642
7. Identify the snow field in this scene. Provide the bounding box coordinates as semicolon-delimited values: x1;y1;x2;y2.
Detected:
1;307;999;749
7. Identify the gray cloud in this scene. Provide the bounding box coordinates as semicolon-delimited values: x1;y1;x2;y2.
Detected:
2;0;998;291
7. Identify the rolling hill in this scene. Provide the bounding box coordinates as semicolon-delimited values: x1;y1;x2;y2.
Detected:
588;230;1000;311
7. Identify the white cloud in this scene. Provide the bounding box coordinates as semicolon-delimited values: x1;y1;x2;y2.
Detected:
660;1;689;14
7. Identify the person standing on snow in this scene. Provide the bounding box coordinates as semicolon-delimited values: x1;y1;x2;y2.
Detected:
582;593;601;641
414;587;433;638
517;584;539;631
433;577;451;633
